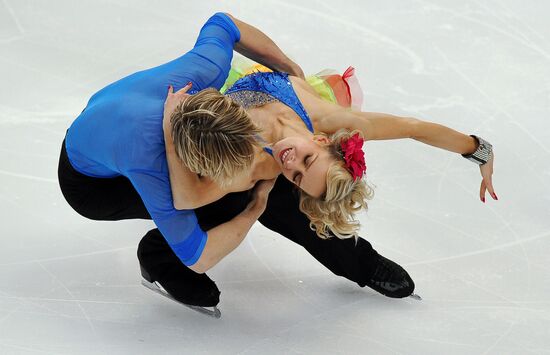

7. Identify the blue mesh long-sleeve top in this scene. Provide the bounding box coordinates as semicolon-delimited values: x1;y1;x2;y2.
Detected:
65;13;240;266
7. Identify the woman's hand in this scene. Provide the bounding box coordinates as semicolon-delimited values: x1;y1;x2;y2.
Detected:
163;82;192;133
479;153;497;203
283;60;305;80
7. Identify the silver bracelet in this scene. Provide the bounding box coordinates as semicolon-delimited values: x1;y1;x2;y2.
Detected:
462;135;493;165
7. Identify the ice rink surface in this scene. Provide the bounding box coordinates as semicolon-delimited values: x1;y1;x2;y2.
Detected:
1;0;550;354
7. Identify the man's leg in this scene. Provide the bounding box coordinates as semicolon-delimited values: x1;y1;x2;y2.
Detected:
137;229;221;307
137;190;251;307
258;176;415;298
58;139;224;306
58;139;150;220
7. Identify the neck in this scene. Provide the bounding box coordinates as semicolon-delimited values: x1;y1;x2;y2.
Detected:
251;147;280;180
260;117;314;146
248;107;284;144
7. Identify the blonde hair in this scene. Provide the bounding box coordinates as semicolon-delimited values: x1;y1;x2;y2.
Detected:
299;129;374;239
170;88;261;187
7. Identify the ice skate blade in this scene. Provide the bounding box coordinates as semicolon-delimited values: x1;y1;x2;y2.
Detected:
409;293;422;301
141;279;221;319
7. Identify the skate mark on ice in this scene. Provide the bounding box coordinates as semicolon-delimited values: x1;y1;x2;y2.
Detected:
38;262;97;335
406;230;550;266
0;169;56;183
0;246;134;267
276;0;425;73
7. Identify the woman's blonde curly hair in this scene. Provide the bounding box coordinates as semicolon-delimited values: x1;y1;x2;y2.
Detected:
299;129;374;239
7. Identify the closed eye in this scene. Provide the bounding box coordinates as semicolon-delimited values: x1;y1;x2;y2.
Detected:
304;154;312;167
293;155;313;186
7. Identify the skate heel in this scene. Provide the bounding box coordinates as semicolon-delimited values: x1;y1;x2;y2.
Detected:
140;278;221;319
140;265;153;283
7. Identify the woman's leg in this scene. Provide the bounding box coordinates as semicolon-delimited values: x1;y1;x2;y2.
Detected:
258;176;415;298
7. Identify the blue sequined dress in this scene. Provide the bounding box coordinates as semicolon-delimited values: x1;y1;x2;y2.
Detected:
225;72;315;135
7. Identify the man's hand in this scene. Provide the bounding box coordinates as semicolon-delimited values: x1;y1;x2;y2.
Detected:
163;82;193;134
479;153;497;203
244;178;277;217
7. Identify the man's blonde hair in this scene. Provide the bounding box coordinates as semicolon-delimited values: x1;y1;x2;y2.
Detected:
299;129;374;239
171;88;261;186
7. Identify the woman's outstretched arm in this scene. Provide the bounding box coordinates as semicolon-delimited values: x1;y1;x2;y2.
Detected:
304;88;497;202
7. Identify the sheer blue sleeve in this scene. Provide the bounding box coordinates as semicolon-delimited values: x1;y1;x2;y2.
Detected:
126;168;207;266
73;13;241;267
124;12;241;97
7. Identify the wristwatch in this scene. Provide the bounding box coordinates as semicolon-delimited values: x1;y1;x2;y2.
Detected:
462;135;493;165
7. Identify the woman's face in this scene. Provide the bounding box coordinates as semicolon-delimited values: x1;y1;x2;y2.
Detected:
272;135;334;198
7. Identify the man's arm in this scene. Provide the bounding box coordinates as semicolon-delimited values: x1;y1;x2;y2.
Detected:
163;84;216;209
165;139;253;209
189;179;276;274
164;147;225;209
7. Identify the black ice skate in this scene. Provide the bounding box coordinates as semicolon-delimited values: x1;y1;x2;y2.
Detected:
366;254;421;300
140;266;222;318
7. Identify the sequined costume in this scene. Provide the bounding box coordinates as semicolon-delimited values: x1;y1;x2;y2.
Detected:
221;56;364;111
225;72;315;133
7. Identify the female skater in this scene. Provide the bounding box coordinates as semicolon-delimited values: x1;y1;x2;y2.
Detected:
152;65;496;316
162;67;497;271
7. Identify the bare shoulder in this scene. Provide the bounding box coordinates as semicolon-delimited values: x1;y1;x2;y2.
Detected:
288;76;355;134
289;76;318;97
288;76;334;121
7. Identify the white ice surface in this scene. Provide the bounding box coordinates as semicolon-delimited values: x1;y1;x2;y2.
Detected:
1;1;550;354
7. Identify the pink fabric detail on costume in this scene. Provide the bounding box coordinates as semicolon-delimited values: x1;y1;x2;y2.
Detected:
341;66;354;101
341;66;363;111
322;74;351;107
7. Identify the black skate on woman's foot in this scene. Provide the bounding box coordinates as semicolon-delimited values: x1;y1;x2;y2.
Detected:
364;254;417;299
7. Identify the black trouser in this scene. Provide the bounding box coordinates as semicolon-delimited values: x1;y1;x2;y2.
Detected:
58;139;392;306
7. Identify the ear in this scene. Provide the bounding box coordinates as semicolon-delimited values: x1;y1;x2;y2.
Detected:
312;135;331;146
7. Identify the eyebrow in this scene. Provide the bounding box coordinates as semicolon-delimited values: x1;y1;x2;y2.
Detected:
306;154;318;171
299;154;319;188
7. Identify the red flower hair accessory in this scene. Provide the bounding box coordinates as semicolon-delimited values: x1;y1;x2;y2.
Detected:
341;133;366;181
